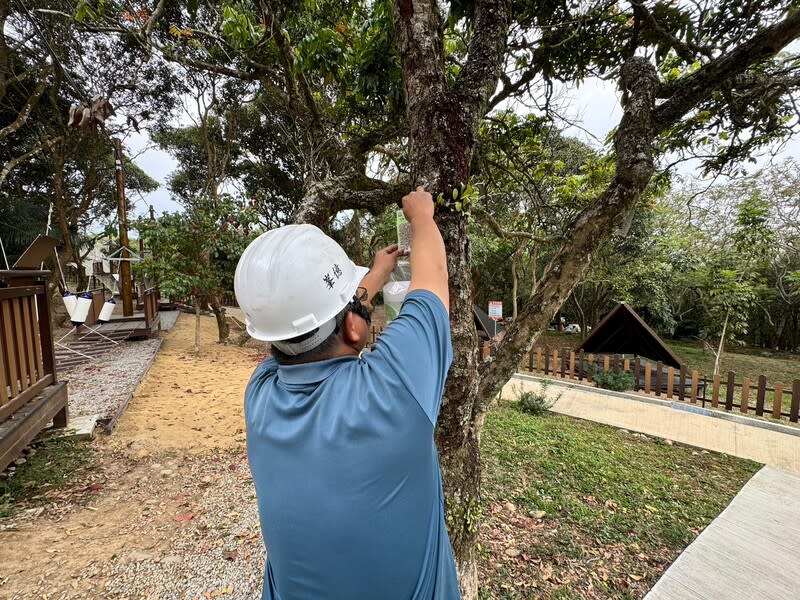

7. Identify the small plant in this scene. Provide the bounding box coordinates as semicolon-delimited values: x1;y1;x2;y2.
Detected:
592;367;636;392
516;381;560;416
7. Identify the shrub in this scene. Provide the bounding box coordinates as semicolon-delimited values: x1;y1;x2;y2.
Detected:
516;381;561;416
592;367;635;392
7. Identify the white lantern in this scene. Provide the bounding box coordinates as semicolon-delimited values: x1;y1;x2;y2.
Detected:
71;292;93;326
62;292;77;318
98;298;116;323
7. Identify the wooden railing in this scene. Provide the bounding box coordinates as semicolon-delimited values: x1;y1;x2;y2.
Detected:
0;270;67;471
0;274;58;419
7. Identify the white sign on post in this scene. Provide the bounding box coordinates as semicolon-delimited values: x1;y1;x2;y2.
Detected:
488;301;502;338
488;301;503;320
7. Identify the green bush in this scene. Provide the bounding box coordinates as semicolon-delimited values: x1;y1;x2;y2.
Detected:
516;381;561;415
592;367;635;392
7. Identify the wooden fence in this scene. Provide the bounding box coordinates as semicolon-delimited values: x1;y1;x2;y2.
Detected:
371;324;799;425
0;270;68;472
507;345;800;424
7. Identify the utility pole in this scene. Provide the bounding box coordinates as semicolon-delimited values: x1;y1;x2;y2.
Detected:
113;138;134;316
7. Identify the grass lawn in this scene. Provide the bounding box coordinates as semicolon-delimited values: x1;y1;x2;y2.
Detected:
0;438;94;518
668;339;799;385
478;400;761;599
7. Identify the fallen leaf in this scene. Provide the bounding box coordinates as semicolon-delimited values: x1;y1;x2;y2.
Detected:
174;513;194;523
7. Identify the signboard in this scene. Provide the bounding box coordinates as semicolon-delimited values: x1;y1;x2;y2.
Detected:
488;301;503;321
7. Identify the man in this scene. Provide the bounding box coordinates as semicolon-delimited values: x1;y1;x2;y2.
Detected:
235;187;460;599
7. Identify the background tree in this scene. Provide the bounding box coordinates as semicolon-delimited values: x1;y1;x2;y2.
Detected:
1;0;181;285
135;196;258;343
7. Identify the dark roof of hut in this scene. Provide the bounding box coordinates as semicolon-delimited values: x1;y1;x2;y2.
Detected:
577;302;684;369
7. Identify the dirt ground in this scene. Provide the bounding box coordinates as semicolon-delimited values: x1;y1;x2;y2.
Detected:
0;312;266;599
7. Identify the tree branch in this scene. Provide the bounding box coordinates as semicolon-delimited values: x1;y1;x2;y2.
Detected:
293;176;409;228
456;0;513;117
0;66;51;140
630;0;711;64
259;0;322;126
477;57;660;405
0;135;62;188
654;9;800;132
472;206;558;243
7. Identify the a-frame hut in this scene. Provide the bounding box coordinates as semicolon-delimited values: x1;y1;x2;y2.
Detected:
577;302;684;368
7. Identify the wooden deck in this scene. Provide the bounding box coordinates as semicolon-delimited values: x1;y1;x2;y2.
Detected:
645;466;800;600
105;311;161;339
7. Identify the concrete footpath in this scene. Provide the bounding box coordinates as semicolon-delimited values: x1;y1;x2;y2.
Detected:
645;466;800;600
505;375;800;600
505;374;800;474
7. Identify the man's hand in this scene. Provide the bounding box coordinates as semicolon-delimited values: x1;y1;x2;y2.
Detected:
371;244;402;283
358;244;402;310
402;187;434;224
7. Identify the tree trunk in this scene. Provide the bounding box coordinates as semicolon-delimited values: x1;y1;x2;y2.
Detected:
772;313;787;350
194;299;201;353
713;309;730;376
210;295;230;342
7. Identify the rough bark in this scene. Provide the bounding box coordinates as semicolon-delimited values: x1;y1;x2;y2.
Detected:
294;176;408;228
393;2;511;598
210;296;230;342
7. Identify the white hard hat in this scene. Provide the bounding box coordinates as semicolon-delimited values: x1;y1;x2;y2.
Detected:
234;224;369;343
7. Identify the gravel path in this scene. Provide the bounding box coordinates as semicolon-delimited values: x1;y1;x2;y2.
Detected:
97;454;265;599
65;338;162;421
64;312;179;422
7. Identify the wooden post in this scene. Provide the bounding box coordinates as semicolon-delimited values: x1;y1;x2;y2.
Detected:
772;383;783;419
712;374;721;408
561;349;568;378
603;355;610;373
114;139;134;316
724;371;735;410
756;375;767;416
623;357;630;372
678;366;686;402
667;367;675;400
655;361;663;397
569;351;575;380
740;378;750;413
535;348;542;373
586;354;594;383
644;364;652;394
690;370;699;404
528;350;535;372
577;350;584;381
633;357;640;391
482;342;490;360
544;350;550;375
551;350;559;376
791;380;800;423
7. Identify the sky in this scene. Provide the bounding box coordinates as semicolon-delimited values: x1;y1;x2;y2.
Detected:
124;75;800;219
